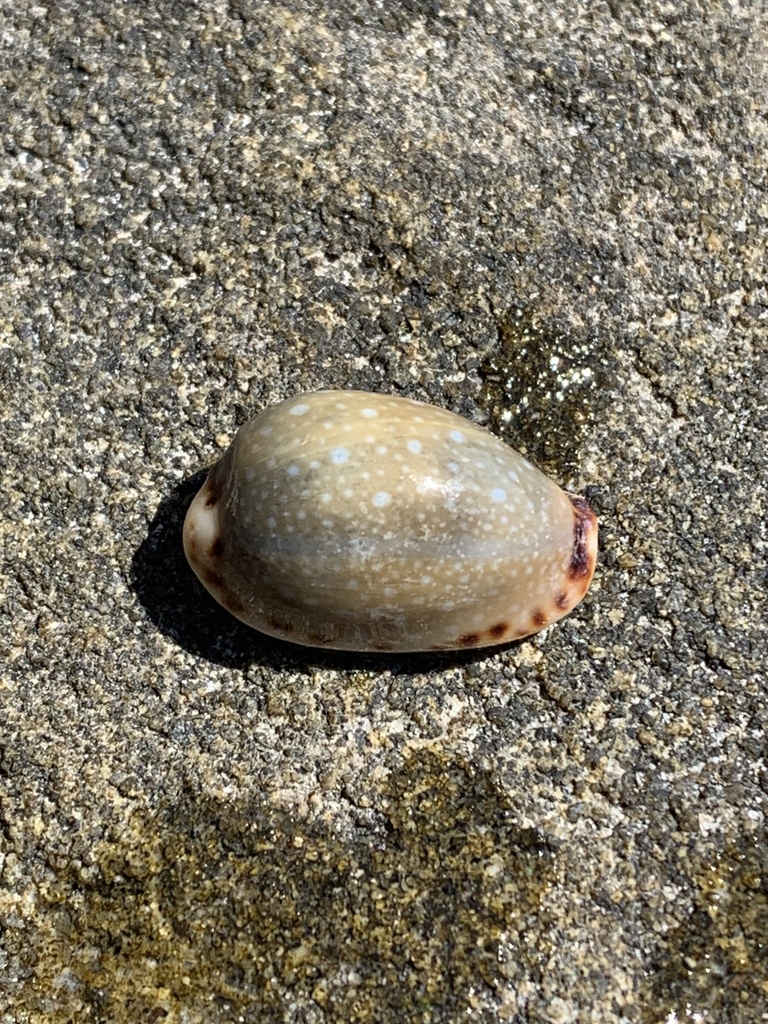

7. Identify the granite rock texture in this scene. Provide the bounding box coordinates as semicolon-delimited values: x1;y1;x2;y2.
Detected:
1;1;767;1021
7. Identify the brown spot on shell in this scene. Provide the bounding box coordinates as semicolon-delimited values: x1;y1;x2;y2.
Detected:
210;536;224;559
532;610;546;628
458;632;481;647
203;478;219;509
555;592;569;610
205;571;226;590
266;615;294;635
568;495;596;581
200;569;245;616
488;622;508;640
307;634;333;647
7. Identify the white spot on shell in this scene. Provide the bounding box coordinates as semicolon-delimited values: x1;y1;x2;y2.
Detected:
331;446;349;465
289;403;309;416
372;491;391;508
491;487;506;503
449;430;465;444
407;439;422;454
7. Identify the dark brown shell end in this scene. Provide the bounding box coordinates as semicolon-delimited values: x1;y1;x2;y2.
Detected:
567;495;598;584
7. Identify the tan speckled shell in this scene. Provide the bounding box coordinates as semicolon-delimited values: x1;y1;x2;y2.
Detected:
183;390;598;652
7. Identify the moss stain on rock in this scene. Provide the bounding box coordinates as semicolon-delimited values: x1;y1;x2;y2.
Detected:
642;831;768;1022
480;309;613;480
8;750;557;1022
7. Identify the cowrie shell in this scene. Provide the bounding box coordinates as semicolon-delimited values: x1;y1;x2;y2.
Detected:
184;391;598;652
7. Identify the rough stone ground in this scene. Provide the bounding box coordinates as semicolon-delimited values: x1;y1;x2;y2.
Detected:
1;1;767;1021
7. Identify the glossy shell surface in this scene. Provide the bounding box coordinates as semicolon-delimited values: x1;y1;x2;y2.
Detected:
183;390;598;652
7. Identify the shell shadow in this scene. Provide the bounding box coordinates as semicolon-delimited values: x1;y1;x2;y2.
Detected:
130;474;516;674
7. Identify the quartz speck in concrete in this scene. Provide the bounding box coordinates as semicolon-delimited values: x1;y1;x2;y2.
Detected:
1;1;767;1022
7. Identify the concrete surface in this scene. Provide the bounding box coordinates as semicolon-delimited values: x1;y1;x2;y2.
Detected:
1;0;766;1021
